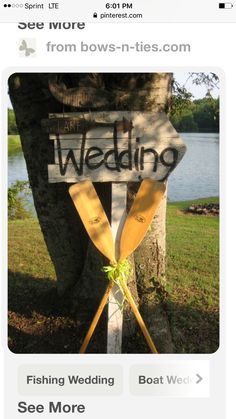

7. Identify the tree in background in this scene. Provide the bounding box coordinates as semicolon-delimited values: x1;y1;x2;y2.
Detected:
170;72;219;132
193;97;219;132
170;98;219;132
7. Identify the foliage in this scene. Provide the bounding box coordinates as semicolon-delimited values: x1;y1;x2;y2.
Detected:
8;135;22;155
170;97;219;132
8;180;32;220
170;72;219;132
187;72;219;90
193;98;219;132
102;259;132;310
171;108;198;132
171;81;194;114
8;108;18;135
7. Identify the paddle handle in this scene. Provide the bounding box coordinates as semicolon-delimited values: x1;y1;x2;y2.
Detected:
79;282;113;354
120;281;158;354
79;278;158;354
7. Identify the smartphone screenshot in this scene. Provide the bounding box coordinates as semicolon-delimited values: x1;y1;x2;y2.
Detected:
0;1;234;418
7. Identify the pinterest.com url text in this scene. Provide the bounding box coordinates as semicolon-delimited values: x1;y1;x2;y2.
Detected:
99;13;143;19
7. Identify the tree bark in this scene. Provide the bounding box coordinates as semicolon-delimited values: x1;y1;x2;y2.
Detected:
8;73;174;353
133;187;174;352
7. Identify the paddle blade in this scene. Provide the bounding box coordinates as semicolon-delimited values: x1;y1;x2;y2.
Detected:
118;180;166;261
69;181;116;263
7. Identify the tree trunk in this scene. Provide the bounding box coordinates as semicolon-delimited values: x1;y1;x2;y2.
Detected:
133;187;174;352
8;73;174;353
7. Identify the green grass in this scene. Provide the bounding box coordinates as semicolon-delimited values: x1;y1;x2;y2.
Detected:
8;135;22;155
165;197;219;353
8;197;219;353
8;219;55;280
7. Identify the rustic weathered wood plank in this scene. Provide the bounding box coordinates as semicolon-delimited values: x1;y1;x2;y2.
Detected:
47;111;180;140
48;163;173;183
42;116;133;135
49;111;179;140
54;154;157;165
107;183;127;354
52;136;180;148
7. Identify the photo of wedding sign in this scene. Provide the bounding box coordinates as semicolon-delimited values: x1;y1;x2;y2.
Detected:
9;72;218;355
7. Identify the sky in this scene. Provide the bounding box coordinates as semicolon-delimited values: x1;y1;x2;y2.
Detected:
174;71;219;99
7;72;219;108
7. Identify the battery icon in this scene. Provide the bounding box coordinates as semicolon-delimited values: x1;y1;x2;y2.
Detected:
219;2;233;8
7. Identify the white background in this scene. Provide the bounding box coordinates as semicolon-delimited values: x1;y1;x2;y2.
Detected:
0;19;235;418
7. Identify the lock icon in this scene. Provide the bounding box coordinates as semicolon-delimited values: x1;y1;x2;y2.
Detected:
93;12;98;18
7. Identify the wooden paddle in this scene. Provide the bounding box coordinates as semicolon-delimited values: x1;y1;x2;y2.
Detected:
69;179;165;353
119;179;166;261
79;281;114;354
69;181;116;264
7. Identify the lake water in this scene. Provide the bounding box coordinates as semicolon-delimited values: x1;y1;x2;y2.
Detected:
8;133;219;203
168;133;219;201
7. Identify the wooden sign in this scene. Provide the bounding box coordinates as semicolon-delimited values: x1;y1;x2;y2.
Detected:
43;111;186;183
